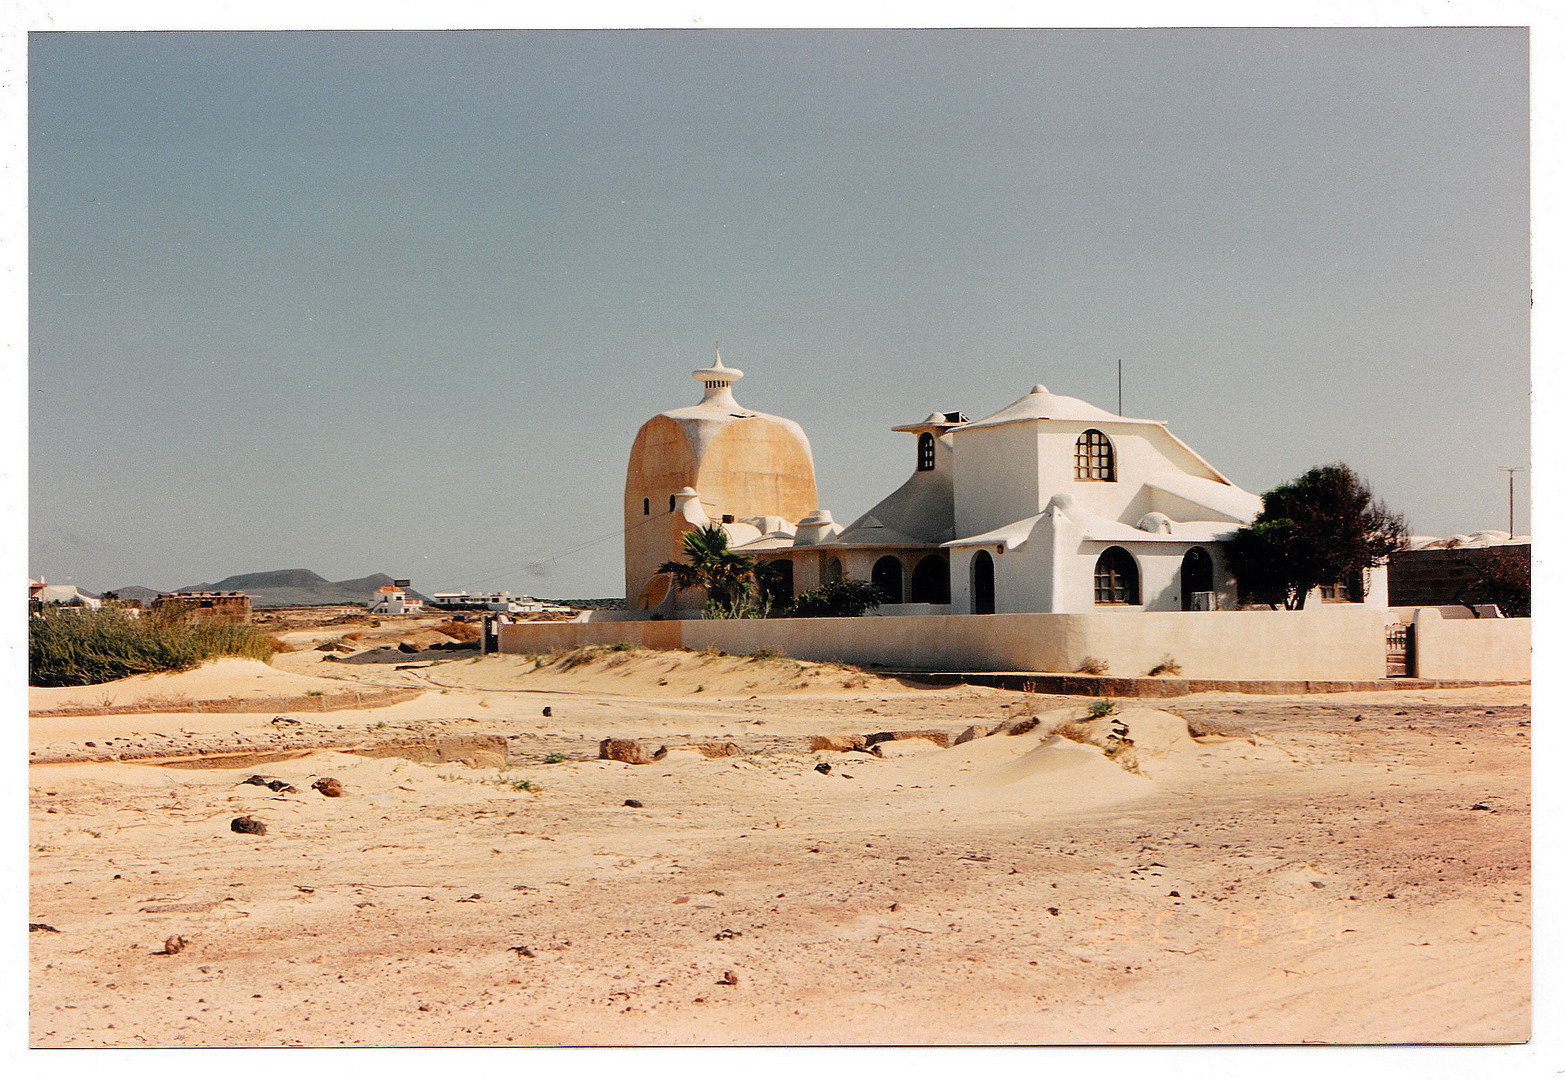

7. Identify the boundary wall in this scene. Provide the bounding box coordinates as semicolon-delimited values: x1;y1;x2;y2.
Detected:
489;608;1470;682
1411;609;1531;681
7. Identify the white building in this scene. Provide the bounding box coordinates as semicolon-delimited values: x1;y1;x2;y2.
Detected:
368;584;423;615
429;591;571;614
628;361;1386;616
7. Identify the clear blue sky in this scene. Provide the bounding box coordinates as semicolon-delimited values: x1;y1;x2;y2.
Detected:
28;27;1530;597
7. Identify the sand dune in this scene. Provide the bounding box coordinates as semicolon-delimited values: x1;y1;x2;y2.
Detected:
29;648;1529;1046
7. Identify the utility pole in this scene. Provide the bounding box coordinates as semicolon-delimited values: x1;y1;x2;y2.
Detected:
1500;466;1524;539
1117;358;1123;416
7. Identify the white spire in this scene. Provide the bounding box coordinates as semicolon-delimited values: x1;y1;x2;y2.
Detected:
692;346;745;407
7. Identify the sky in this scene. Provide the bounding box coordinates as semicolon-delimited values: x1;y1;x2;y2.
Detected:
26;25;1532;598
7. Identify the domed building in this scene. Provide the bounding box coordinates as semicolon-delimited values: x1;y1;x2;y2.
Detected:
626;362;1290;616
623;352;827;612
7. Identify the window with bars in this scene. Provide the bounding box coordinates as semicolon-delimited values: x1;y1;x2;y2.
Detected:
917;432;936;471
1075;429;1116;481
1094;547;1139;605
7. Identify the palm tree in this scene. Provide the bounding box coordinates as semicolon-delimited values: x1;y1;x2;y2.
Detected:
657;524;763;618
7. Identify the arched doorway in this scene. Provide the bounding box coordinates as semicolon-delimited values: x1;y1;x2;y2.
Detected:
760;559;794;609
972;550;995;615
871;556;904;605
1180;547;1214;610
910;554;950;604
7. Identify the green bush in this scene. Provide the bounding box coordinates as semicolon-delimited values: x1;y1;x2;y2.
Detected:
786;578;885;618
29;607;277;687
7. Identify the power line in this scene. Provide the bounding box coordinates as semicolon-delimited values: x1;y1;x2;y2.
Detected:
458;507;668;591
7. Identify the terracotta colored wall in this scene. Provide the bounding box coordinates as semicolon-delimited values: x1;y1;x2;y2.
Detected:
623;416;697;609
695;418;818;524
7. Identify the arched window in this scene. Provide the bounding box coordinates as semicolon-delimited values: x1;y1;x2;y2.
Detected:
669;494;676;512
822;556;843;585
971;550;995;615
917;432;936;472
1180;547;1213;610
1075;429;1116;482
910;554;950;604
1094;547;1140;605
871;556;904;605
642;497;650;516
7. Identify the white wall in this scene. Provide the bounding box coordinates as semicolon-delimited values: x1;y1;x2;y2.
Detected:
952;421;1040;538
1412;608;1531;680
499;607;1413;681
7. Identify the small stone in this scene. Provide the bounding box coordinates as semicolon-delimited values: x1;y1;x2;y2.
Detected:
265;780;297;794
230;816;267;835
954;725;984;745
241;775;270;787
599;739;667;765
1047;907;1060;916
1169;891;1180;898
542;707;552;717
161;935;188;955
312;777;344;798
508;944;536;957
1310;881;1325;889
714;928;741;940
814;762;832;774
30;923;61;933
717;970;740;986
624;799;644;808
808;735;867;753
693;741;743;758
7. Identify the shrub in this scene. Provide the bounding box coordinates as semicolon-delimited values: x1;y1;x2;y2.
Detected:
787;578;885;618
543;753;566;765
1087;699;1119;719
29;607;277;687
1147;654;1182;677
1076;656;1109;675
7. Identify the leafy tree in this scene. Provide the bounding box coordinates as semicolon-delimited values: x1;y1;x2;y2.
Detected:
1227;463;1408;610
786;578;885;618
657;524;765;619
1453;546;1530;617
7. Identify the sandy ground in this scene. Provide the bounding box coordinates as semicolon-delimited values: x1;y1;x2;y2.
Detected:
29;642;1530;1046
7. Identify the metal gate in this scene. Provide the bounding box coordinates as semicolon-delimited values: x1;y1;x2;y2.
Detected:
1386;623;1413;677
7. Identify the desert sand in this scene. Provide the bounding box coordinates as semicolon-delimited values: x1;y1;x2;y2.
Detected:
29;630;1530;1046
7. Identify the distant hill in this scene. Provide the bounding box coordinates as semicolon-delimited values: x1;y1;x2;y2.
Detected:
104;585;160;604
108;569;431;609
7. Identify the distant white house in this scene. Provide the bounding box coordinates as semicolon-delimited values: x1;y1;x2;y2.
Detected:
29;578;101;611
429;591;572;615
368;584;423;615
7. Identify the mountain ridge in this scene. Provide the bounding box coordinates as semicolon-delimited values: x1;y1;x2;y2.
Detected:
106;570;431;609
